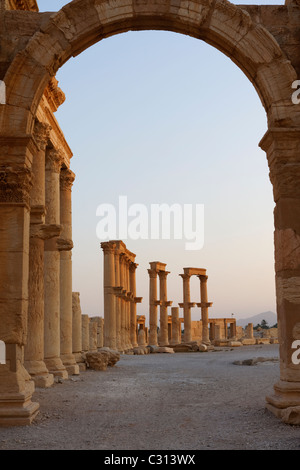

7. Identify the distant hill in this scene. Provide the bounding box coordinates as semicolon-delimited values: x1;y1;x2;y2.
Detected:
236;311;277;328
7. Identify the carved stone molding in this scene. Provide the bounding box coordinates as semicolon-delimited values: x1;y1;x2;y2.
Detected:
0;166;32;207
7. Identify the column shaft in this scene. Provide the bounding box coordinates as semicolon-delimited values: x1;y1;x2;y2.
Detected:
148;269;158;346
44;148;68;379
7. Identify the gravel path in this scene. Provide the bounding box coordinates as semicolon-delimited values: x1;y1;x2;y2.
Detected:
0;344;299;450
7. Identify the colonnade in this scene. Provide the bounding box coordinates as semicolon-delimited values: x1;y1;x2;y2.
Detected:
179;268;213;344
147;262;173;346
24;119;78;390
100;240;142;352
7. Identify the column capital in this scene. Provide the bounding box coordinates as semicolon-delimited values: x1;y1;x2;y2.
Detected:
197;274;208;282
101;241;116;254
158;270;170;279
33;121;51;152
45;148;63;173
0;165;32;209
259;128;300;201
148;268;158;279
60;168;75;191
180;273;191;281
129;262;138;272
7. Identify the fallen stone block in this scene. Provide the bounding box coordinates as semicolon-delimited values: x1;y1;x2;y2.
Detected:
97;347;120;366
85;351;109;371
228;341;242;347
157;347;174;354
241;338;256;345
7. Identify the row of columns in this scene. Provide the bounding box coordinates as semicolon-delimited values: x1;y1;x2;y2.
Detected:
24;120;78;389
147;263;213;346
100;240;142;352
178;268;212;344
148;262;173;346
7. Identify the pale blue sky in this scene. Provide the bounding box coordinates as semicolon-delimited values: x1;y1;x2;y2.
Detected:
37;1;285;323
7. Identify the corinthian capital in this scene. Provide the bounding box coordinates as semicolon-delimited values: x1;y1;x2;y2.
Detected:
45;148;63;173
33;121;51;152
60;168;75;191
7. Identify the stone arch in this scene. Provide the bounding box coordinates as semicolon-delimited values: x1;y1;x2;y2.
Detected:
2;0;299;136
0;0;300;426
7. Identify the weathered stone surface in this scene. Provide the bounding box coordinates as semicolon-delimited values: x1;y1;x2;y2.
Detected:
157;347;174;354
133;346;149;355
97;347;120;367
85;351;109;371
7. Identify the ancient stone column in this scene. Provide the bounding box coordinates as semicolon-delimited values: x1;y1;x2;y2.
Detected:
44;148;68;379
101;241;116;349
81;314;90;353
24;121;54;388
89;319;98;352
114;246;122;351
98;317;104;348
170;307;180;345
0;162;39;425
246;323;254;339
260;129;300;423
158;270;170;346
58;168;79;375
180;273;192;343
119;253;126;351
90;317;102;349
124;256;132;350
72;292;85;370
129;262;138;348
198;275;210;344
148;268;159;346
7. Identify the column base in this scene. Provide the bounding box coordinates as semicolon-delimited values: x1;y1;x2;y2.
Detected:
44;357;68;379
61;353;80;376
24;360;54;388
73;352;86;371
266;380;300;425
0;364;39;426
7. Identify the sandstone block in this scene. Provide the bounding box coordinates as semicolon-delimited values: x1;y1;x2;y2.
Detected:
157;347;174;354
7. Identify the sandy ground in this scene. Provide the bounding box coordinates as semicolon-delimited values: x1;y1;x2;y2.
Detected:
0;343;299;451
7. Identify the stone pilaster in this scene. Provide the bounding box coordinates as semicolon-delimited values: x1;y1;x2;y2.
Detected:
260;129;300;424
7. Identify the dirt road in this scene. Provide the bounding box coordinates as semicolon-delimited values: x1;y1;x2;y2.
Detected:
0;344;299;450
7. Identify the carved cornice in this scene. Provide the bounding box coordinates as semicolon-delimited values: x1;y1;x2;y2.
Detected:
0;166;32;207
44;78;66;113
60;168;75;191
7;0;38;11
